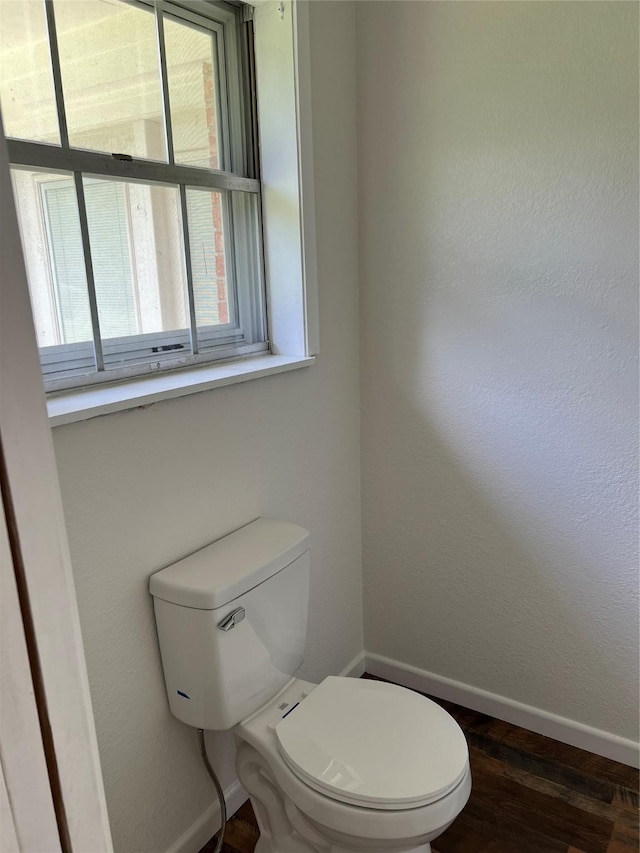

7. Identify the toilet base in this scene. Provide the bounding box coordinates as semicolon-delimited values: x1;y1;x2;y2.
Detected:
238;740;439;853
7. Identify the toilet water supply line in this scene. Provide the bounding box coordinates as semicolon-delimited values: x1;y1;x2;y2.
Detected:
197;729;227;852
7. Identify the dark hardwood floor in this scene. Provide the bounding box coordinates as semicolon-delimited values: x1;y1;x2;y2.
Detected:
200;677;639;853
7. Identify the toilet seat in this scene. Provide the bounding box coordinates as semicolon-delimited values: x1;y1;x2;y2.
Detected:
275;677;469;811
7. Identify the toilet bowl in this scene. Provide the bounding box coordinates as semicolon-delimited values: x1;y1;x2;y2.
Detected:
235;676;471;853
150;518;471;853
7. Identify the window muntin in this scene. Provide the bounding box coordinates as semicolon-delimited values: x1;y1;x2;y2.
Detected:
1;0;265;391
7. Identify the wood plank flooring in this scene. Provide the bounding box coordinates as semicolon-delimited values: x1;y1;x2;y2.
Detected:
199;676;639;853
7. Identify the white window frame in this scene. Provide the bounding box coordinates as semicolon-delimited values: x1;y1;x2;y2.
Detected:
14;0;319;425
7;0;271;391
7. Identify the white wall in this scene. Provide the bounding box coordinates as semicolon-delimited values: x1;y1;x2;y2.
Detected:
51;4;361;851
358;1;639;741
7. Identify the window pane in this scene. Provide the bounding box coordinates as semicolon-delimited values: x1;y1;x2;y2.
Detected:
164;17;221;169
11;168;92;347
54;0;165;160
84;179;137;339
0;1;60;144
186;188;233;332
82;177;189;354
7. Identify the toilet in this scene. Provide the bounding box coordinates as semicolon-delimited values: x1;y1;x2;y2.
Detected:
150;518;471;853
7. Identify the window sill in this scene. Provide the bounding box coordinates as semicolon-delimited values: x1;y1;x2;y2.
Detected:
47;354;315;427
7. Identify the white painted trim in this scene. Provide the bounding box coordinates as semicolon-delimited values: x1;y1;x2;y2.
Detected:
292;0;320;356
0;118;113;849
47;355;315;426
0;505;61;852
366;653;640;769
254;0;319;359
164;779;247;853
338;651;366;679
0;759;21;853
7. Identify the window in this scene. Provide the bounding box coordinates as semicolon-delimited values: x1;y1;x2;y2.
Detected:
1;0;266;391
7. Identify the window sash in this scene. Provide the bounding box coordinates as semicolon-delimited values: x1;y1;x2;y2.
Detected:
42;333;269;392
4;0;265;390
7;142;260;194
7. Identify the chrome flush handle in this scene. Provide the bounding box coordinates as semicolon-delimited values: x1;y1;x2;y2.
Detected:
218;607;246;631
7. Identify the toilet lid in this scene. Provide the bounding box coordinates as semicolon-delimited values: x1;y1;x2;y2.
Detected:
275;677;469;810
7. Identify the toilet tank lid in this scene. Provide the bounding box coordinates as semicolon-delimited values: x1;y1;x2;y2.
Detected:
149;518;310;610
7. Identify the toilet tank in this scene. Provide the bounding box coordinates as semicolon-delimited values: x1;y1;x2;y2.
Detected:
150;518;310;730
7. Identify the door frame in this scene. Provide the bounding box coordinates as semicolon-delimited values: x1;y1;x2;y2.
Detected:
0;115;112;851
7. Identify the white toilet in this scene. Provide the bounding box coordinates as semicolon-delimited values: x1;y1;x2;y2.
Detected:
150;518;471;853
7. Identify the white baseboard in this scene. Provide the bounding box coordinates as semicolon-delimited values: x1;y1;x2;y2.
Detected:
339;650;366;678
165;779;248;853
366;652;640;769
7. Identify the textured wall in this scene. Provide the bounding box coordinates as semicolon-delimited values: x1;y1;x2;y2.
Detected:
358;1;639;740
51;4;361;851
